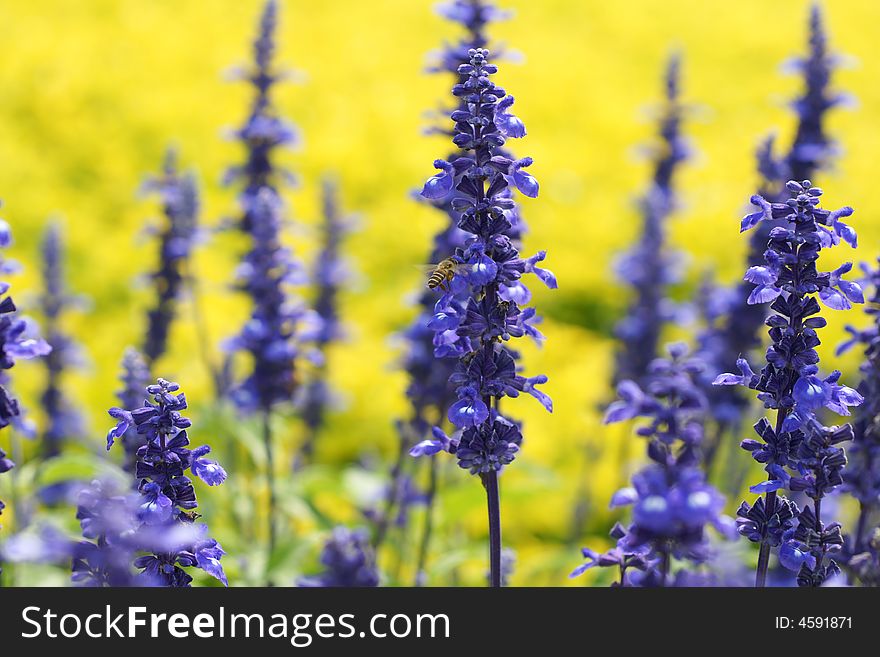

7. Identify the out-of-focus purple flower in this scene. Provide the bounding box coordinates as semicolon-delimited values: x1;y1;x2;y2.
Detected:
570;522;655;586
783;4;847;183
38;221;87;459
612;54;690;389
141;149;200;366
223;0;297;197
297;527;379;587
296;178;355;461
587;344;731;585
72;480;139;587
224;189;316;413
838;260;880;581
223;2;316;415
2;524;73;566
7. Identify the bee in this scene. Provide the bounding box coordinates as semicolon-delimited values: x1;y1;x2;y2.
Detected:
426;258;466;292
180;511;203;523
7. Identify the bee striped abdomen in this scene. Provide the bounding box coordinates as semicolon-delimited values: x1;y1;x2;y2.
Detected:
427;271;446;289
426;258;458;291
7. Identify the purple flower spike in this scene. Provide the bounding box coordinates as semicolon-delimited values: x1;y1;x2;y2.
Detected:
105;378;228;587
720;173;861;588
223;0;313;416
579;344;731;586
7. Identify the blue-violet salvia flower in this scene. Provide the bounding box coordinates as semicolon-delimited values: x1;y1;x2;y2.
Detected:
579;343;732;586
141;149;200;366
701;5;849;446
612;54;690;388
410;48;554;588
223;1;316;415
714;180;861;587
106;378;228;586
38;221;87;459
296;178;354;461
377;1;515;566
836;259;880;582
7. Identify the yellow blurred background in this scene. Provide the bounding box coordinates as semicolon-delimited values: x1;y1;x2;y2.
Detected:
0;0;878;585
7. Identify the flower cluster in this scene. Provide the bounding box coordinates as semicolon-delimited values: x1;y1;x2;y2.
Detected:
612;55;690;387
106;378;228;586
224;1;316;414
297;527;379;587
411;48;555;475
576;343;731;586
72;480;139;587
38;222;86;458
141;149;200;366
714;180;861;586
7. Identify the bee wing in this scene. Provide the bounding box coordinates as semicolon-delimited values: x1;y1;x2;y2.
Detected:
414;262;470;277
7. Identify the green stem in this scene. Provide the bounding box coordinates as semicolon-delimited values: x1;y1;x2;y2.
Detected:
262;410;277;576
414;457;439;586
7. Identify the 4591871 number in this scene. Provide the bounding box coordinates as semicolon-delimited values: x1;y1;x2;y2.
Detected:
775;617;852;629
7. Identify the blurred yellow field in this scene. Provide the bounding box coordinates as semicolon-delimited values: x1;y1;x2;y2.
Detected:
0;0;877;587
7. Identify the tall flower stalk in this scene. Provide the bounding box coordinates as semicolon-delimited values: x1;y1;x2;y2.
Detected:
106;378;228;586
838;260;880;577
410;47;555;587
38;222;86;459
714;180;862;587
383;0;510;580
573;344;730;587
223;0;314;563
295;178;353;467
612;54;689;388
702;5;847;464
141;149;200;369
